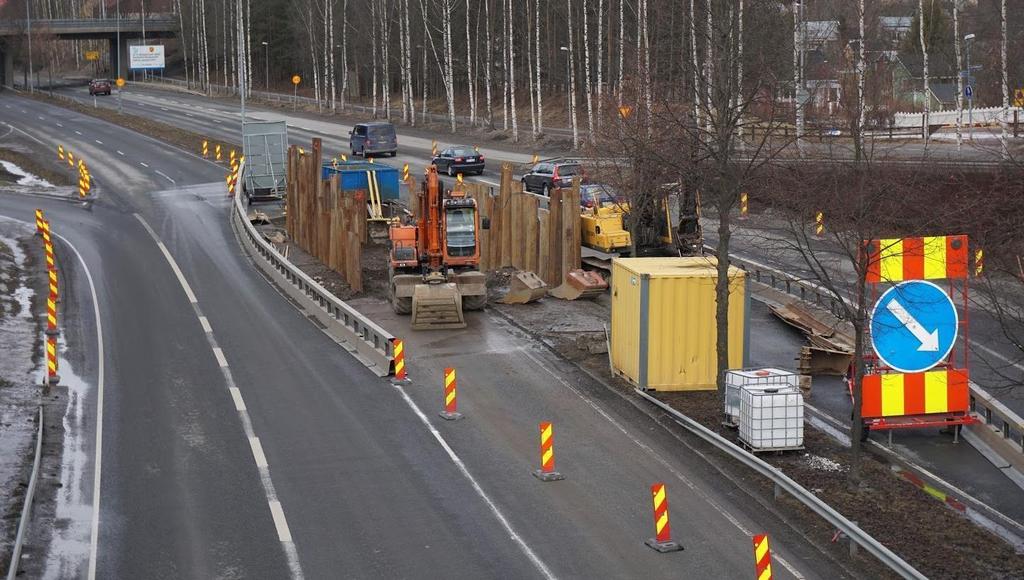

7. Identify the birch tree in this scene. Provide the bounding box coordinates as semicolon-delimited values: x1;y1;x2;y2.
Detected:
596;0;603;129
340;0;349;110
466;0;476;126
535;0;543;136
568;0;580;149
583;0;595;141
857;0;866;161
919;0;930;145
617;0;624;108
507;0;519;142
953;0;963;152
485;0;494;128
527;0;538;139
1000;0;1008;160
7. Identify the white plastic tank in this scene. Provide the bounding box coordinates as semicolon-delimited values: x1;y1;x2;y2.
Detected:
724;368;800;425
738;386;804;450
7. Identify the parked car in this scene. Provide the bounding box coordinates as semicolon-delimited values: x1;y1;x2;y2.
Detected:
89;79;112;96
520;159;584;196
348;122;398;157
432;145;485;176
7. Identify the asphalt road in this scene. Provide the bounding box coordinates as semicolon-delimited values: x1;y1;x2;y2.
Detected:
0;93;847;577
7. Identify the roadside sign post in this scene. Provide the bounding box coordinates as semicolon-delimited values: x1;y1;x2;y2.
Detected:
115;78;125;114
292;75;301;111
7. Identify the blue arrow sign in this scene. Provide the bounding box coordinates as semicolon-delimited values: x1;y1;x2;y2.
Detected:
964;85;974;99
870;280;958;373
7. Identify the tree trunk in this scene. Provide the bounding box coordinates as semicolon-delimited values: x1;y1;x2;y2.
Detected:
617;0;623;108
341;0;348;110
371;0;378;118
466;0;476;126
1000;0;1008;159
857;0;865;161
501;0;509;131
485;0;494;128
508;0;519;142
583;0;594;141
443;0;456;132
568;0;579;149
919;0;929;145
527;0;538;140
954;1;962;152
691;0;700;128
596;0;603;130
535;0;543;135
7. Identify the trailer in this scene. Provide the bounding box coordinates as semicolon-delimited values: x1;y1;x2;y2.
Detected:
242;121;288;204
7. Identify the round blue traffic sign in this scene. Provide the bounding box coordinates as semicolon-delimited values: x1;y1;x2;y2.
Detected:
870;280;958;373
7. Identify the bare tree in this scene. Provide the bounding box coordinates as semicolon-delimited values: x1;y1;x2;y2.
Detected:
954;0;963;152
465;0;476;126
919;0;930;145
568;0;580;149
1000;0;1008;159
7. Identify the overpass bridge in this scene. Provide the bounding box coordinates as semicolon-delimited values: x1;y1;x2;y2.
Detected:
0;17;177;86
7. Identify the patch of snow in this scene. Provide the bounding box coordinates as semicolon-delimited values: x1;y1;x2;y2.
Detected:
804;453;846;473
0;160;55;188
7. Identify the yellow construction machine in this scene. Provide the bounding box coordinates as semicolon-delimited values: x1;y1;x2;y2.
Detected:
580;184;633;254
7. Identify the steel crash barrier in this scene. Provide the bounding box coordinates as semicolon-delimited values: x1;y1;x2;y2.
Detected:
230;162;395;377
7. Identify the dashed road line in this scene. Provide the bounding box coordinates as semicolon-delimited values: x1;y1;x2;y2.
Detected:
37;115;44;120
56;122;64;127
133;213;304;579
198;315;212;333
116;150;124;156
139;162;149;168
95;139;103;145
154;170;176;184
75;130;83;135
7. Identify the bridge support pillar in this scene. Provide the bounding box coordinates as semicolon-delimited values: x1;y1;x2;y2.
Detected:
109;36;129;79
1;47;12;88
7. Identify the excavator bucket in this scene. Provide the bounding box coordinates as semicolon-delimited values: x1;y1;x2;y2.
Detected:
549;269;608;301
499;271;548;304
411;283;467;330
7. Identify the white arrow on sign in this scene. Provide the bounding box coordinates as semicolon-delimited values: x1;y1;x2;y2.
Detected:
885;299;940;352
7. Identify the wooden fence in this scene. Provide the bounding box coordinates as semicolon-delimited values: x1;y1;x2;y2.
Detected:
285;137;366;292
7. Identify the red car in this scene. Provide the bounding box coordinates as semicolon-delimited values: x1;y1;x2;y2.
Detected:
89;79;112;96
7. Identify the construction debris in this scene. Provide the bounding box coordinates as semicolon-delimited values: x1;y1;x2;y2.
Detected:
769;301;854;376
549;269;608;300
499;271;548;304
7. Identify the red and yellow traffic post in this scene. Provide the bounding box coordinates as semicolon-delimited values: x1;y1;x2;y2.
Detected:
46;335;60;385
814;211;824;237
67;151;75;168
35;209;45;236
439;367;463;421
740;192;749;220
57;144;65;161
645;483;684;552
215;144;223;162
974;248;984;277
202;140;209;158
390;338;409;382
41;221;55;271
752;534;773;580
230;148;237;165
48;268;58;300
532;422;565;482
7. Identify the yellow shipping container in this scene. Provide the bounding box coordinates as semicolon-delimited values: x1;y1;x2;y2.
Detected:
610;257;748;391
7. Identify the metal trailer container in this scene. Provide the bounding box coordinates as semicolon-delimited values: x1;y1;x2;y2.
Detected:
610;257;749;391
724;368;801;426
242;121;288;203
321;161;400;201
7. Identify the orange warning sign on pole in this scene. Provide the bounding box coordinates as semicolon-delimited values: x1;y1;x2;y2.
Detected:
439;367;463;420
532;422;565;482
861;369;970;419
864;235;969;283
391;338;408;381
645;483;683;552
752;534;773;580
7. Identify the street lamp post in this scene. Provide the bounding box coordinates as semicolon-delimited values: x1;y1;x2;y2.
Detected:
262;41;269;91
25;0;33;93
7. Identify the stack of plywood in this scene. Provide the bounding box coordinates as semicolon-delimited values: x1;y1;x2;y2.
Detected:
285;137;367;292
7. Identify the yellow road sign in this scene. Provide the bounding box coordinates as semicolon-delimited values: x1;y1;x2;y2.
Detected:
1014;89;1024;108
292;75;302;86
84;50;100;61
115;78;125;88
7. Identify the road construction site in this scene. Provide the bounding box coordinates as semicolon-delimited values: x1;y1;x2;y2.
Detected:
2;80;1023;579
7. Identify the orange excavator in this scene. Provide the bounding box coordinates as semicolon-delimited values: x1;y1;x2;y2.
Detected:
388;166;487;329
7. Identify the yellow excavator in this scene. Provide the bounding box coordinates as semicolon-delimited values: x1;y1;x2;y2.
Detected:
580;184;633;254
387;166;487;330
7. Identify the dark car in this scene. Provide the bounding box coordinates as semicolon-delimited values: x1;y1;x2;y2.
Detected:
520;160;583;196
349;122;398;157
89;79;112;96
432;145;485;176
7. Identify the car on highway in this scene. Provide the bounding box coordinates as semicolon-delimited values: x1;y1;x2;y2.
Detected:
349;122;398;157
520;159;584;196
89;79;112;96
431;145;485;176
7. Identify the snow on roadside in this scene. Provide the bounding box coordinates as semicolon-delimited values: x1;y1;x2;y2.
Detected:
0;160;55;188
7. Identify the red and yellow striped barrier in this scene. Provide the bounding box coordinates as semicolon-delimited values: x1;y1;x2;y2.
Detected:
532;422;565;481
865;235;968;283
34;209;45;236
392;338;408;381
439;367;462;420
41;221;55;270
645;483;683;552
46;335;59;385
752;534;773;580
862;369;970;419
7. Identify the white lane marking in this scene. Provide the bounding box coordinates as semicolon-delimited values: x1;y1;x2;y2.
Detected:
154;170;176;184
394;384;556;580
116;150;124;156
249;437;269;468
268;501;293;543
185;113;194;117
212;347;229;368
38;115;45;120
517;346;806;579
3;121;46;145
198;315;212;333
4;104;9;108
95;139;103;145
56;122;64;128
39;230;105;580
133;213;304;578
214;119;222;124
133;214;198;303
139;162;149;168
229;387;247;411
161;107;169;111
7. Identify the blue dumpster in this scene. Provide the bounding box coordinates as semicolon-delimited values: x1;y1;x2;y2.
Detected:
321;161;400;201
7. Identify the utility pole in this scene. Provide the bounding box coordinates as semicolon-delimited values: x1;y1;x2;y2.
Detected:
237;0;246;128
262;41;269;90
965;33;975;141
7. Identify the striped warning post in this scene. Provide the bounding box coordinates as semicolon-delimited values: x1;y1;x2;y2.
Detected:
46;335;60;385
753;534;773;580
861;369;970;418
645;483;683;552
532;422;565;481
230;149;237;164
48;268;58;300
67;151;75;168
46;291;59;336
974;248;984;277
41;221;55;271
202;140;209;158
390;338;409;382
814;211;824;237
35;209;44;236
439;367;463;421
739;192;749;219
215;144;223;162
57;144;65;161
864;235;969;283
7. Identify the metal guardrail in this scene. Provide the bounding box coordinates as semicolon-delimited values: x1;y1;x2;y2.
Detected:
634;389;926;579
6;407;44;580
229;168;395;377
725;249;1024;456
